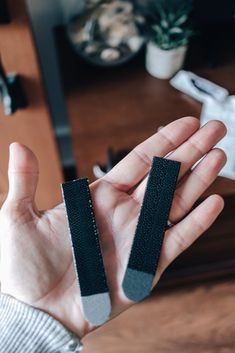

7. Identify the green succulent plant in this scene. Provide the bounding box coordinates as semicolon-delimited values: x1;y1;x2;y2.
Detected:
148;0;194;50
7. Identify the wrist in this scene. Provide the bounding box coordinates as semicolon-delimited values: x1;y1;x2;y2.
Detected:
30;296;94;339
0;293;83;353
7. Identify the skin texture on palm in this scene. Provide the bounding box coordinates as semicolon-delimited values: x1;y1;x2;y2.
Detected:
0;117;227;339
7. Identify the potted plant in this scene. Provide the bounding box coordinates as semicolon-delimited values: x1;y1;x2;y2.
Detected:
145;0;193;79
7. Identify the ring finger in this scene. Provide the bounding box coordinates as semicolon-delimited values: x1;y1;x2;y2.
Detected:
169;147;226;223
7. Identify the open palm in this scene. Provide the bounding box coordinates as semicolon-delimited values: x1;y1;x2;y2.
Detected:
0;117;226;338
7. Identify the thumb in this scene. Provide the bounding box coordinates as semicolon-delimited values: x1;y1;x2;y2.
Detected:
6;142;39;207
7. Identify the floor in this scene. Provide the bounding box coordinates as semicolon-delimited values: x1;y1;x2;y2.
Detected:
83;280;235;353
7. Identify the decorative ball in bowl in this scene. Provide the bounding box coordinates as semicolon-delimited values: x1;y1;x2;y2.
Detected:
66;0;145;67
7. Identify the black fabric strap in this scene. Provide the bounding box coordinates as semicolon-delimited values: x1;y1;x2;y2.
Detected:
122;157;181;301
61;179;111;325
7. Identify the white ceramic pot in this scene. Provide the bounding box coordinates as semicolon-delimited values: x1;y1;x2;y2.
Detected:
145;42;187;79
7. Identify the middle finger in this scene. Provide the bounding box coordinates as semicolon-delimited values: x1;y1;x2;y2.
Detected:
132;120;226;202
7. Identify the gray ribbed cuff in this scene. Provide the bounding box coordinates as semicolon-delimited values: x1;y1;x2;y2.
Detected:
0;294;83;353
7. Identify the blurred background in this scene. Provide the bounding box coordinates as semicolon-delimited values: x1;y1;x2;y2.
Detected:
0;1;235;352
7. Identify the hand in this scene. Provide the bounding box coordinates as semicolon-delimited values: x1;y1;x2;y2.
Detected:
0;117;226;338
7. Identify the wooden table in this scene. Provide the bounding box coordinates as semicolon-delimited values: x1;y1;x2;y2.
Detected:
83;280;235;353
57;24;235;352
56;25;235;190
0;0;63;209
53;24;235;287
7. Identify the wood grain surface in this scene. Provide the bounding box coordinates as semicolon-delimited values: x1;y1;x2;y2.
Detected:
33;22;235;353
83;280;235;353
0;0;63;209
56;26;235;198
54;26;235;285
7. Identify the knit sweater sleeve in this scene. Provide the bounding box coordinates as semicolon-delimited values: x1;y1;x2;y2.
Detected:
0;293;83;353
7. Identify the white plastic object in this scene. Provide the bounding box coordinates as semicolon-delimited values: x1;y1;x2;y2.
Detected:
201;96;235;180
170;70;229;103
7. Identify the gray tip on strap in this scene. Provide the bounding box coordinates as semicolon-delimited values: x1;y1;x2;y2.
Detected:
122;268;154;302
82;293;111;326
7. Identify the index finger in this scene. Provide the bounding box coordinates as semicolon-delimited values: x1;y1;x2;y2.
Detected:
104;117;200;191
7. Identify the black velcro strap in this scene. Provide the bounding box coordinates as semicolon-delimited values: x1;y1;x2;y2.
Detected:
122;157;180;302
61;178;111;325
